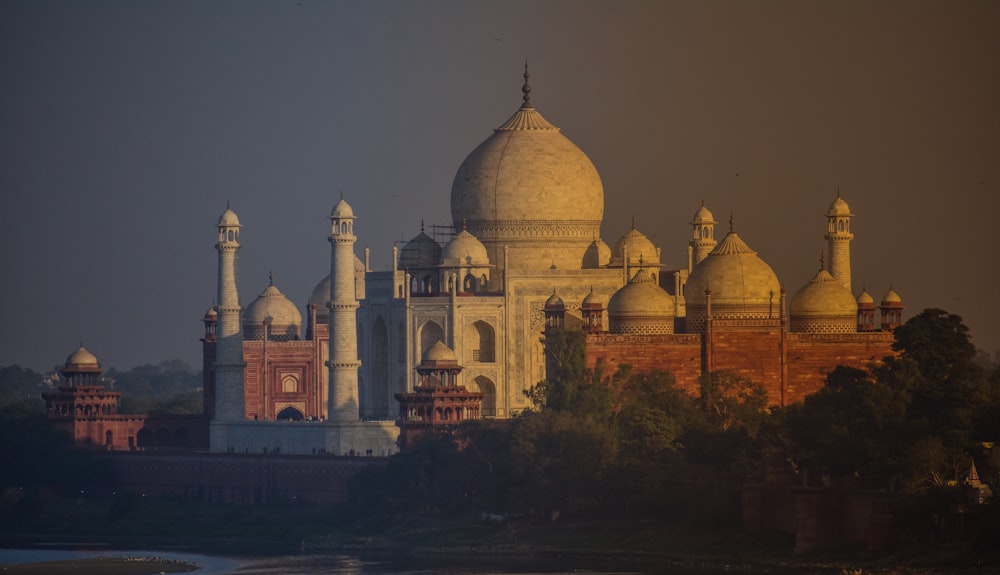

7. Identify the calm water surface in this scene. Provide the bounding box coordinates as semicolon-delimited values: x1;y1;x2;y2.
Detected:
0;547;741;574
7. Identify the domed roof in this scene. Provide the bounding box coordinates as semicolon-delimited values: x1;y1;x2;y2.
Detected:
217;206;240;227
582;237;611;268
65;344;99;369
857;289;875;305
608;271;675;318
449;69;603;268
422;340;458;363
582;287;602;307
398;229;441;270
692;203;716;224
330;198;354;219
882;287;902;304
244;280;302;337
610;225;660;267
685;231;780;306
544;290;565;309
441;229;489;266
826;194;852;217
309;275;330;313
204;305;218;319
309;256;366;316
790;269;858;317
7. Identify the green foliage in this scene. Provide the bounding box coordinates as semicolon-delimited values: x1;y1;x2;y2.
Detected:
506;409;618;517
0;365;46;411
779;366;911;478
893;308;980;385
107;360;203;415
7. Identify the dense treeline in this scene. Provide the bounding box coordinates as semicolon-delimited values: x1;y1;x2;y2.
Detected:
344;308;1000;542
0;360;203;415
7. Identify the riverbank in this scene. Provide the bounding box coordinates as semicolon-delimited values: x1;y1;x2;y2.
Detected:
0;555;197;575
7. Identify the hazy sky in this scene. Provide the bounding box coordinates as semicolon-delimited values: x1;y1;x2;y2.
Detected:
2;1;998;372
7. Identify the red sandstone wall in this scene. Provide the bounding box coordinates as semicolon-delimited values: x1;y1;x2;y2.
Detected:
784;333;894;403
585;334;703;392
585;330;895;406
707;328;785;404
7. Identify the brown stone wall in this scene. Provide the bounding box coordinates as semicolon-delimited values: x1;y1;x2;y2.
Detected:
706;325;785;404
105;452;375;504
585;329;895;406
784;333;895;403
585;334;702;392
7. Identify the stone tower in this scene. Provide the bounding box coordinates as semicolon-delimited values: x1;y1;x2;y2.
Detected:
327;198;361;422
825;193;853;293
689;202;717;270
214;205;246;421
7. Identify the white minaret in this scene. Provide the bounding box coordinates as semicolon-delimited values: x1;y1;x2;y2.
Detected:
327;198;362;422
825;193;853;294
214;204;246;421
689;201;717;271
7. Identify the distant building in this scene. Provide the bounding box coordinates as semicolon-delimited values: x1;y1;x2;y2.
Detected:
43;345;207;451
395;341;483;449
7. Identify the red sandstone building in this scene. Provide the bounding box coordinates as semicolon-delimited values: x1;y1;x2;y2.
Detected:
43;345;208;451
395;341;484;449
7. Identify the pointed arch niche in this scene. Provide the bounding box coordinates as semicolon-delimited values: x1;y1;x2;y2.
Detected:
465;320;496;363
419;321;445;359
469;376;497;417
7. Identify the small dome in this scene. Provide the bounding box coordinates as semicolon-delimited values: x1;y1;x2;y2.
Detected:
204;306;218;319
857;290;874;305
826;194;852;217
610;226;660;267
218;207;240;227
398;230;441;270
882;288;902;304
607;271;675;334
684;230;781;331
330;198;354;219
545;290;565;309
65;345;99;369
790;269;858;317
309;276;331;318
422;340;458;363
309;256;366;320
441;229;489;266
244;281;302;340
582;238;612;268
686;232;780;306
692;204;716;224
582;288;602;307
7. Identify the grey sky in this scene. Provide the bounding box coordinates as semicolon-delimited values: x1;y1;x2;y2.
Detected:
2;1;998;372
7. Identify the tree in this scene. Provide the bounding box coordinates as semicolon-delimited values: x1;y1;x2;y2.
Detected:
0;365;45;411
889;309;987;447
779;366;911;479
893;308;979;386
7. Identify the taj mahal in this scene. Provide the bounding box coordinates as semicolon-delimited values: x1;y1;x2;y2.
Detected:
187;68;901;456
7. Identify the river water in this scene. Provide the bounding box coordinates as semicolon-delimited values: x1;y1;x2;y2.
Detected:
0;547;739;574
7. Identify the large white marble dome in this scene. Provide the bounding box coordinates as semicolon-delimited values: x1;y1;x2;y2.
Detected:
450;69;604;271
